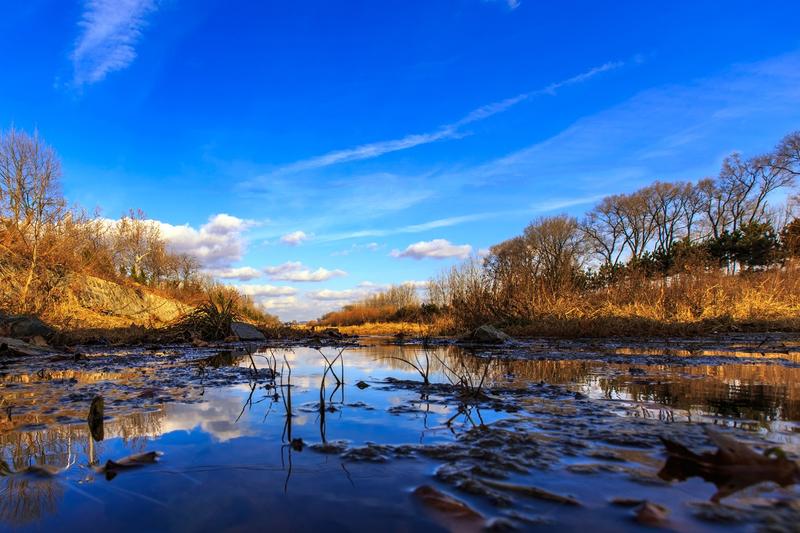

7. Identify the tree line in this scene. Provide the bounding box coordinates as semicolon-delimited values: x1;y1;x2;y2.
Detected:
426;131;800;333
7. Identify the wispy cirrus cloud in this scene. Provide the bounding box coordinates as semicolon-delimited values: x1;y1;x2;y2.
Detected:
71;0;158;86
457;51;800;191
267;60;625;175
317;194;604;243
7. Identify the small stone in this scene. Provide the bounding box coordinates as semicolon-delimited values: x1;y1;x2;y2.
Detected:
634;501;669;527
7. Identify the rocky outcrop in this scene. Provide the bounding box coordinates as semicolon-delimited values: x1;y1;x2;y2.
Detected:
67;275;189;328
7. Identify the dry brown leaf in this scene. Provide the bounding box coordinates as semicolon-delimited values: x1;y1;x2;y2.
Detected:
97;451;162;480
481;478;581;506
412;485;485;532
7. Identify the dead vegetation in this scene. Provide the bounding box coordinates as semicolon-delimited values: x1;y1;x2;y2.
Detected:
316;283;428;327
0;127;277;331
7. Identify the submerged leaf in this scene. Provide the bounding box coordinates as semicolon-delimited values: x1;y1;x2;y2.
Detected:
658;428;800;501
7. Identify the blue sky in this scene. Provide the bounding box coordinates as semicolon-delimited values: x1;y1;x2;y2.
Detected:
2;1;800;320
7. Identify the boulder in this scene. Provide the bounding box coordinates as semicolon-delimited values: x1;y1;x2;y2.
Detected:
3;315;55;341
231;321;266;341
470;324;511;344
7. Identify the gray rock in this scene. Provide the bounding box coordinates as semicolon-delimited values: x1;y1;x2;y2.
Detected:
230;321;266;341
471;324;511;344
3;315;55;340
0;336;60;357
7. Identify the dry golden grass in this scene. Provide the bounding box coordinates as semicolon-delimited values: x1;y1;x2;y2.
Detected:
309;270;800;339
468;269;800;337
323;321;423;336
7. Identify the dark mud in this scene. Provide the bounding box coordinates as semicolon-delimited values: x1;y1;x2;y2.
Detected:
1;337;799;531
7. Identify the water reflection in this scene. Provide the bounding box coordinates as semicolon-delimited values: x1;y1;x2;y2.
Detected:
1;343;800;529
0;475;63;526
362;344;800;427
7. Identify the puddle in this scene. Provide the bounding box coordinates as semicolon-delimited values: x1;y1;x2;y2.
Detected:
1;341;799;530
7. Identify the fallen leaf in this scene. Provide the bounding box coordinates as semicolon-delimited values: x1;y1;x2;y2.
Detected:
413;485;485;532
610;497;645;507
658;428;800;501
481;478;580;506
97;451;162;480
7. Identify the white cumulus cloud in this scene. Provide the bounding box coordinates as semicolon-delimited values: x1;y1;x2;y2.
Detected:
206;266;263;281
264;261;347;282
157;214;256;268
307;289;366;301
235;284;297;298
279;230;310;246
391;239;472;260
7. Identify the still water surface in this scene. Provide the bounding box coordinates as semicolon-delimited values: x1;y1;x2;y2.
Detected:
1;342;799;531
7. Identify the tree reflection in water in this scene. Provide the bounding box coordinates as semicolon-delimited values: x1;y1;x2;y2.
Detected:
0;408;165;525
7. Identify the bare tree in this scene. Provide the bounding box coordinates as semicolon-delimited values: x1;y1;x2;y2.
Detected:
581;196;627;268
644;181;690;253
697;177;735;240
523;215;586;291
615;190;657;260
0;128;65;305
773;131;800;178
112;209;162;281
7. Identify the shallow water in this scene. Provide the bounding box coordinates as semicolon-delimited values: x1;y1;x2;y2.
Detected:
1;341;799;531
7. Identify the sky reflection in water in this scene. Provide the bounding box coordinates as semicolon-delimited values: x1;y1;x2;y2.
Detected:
1;344;799;531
